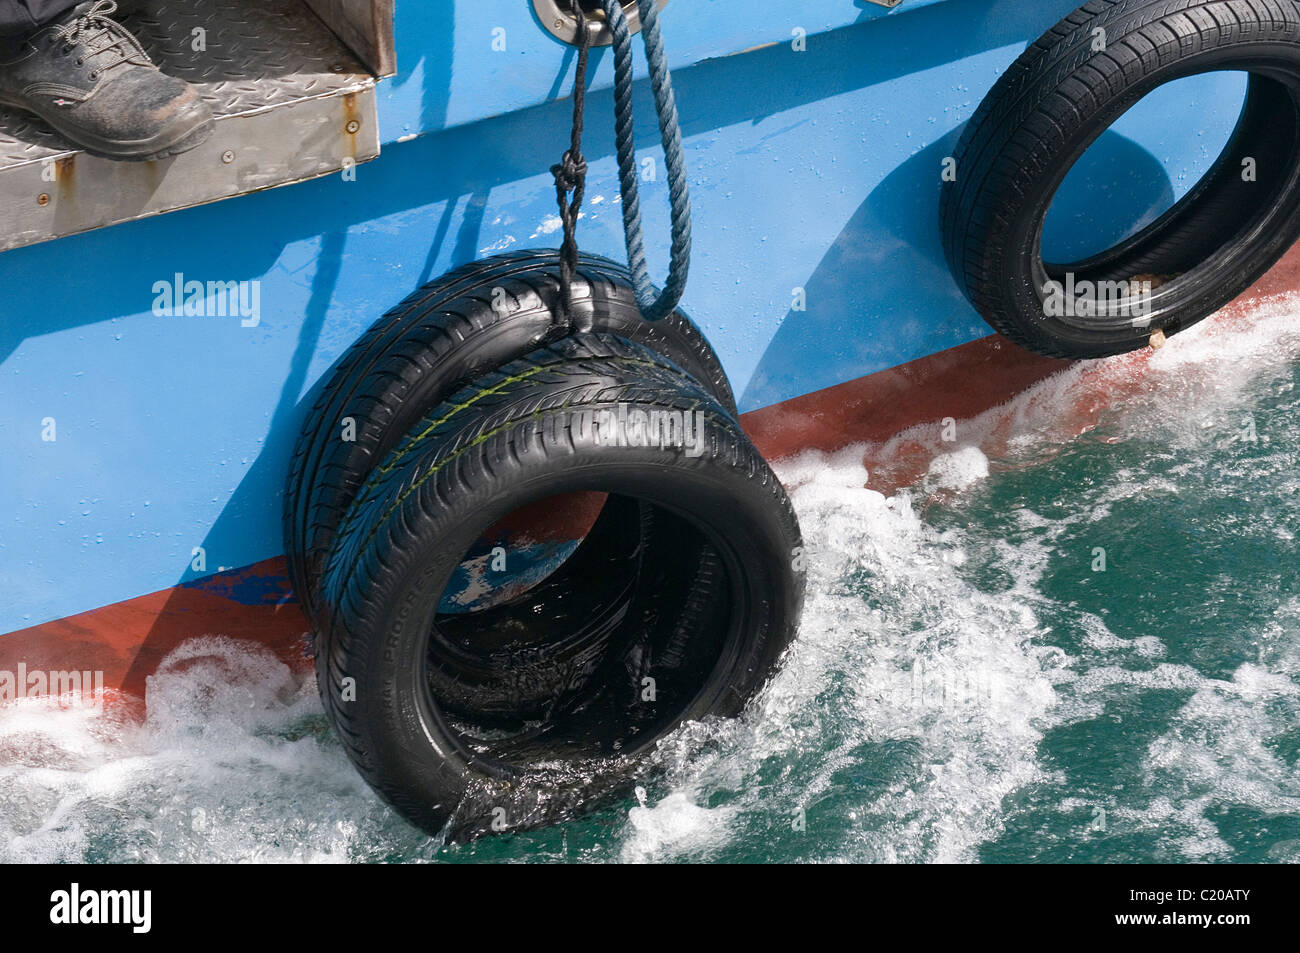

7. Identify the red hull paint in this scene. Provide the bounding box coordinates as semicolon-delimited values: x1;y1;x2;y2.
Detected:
743;335;1071;468
6;242;1300;699
2;560;313;699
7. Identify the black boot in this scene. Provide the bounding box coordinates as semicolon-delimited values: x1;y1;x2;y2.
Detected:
0;0;213;161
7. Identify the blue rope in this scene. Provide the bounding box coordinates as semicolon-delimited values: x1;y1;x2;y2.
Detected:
601;0;691;322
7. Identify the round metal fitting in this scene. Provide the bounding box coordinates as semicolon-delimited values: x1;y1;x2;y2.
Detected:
532;0;670;48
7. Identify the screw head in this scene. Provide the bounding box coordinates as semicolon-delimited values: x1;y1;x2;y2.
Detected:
221;150;235;164
37;193;50;206
345;119;361;134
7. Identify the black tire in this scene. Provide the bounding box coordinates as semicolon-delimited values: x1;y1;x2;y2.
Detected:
317;334;805;840
284;250;735;628
942;0;1300;358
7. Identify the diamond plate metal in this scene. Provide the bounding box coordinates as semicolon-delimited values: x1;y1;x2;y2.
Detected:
0;0;379;251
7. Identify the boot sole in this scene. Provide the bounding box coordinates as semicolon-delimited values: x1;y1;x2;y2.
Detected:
0;95;215;162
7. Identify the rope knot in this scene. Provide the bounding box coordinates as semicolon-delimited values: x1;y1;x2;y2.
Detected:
551;12;592;324
552;150;587;194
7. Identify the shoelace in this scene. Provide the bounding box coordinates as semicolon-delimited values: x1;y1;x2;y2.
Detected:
49;1;152;79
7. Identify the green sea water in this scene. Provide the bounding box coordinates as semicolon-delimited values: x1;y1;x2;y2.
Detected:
2;305;1297;864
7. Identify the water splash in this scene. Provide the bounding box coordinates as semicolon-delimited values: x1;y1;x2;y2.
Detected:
2;301;1298;862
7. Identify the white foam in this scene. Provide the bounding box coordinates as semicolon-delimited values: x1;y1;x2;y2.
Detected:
621;456;1064;863
926;446;990;490
622;300;1300;862
2;301;1298;863
0;638;432;863
621;789;737;863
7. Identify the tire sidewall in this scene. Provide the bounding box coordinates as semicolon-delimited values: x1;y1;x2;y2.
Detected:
330;444;803;833
291;250;736;625
952;10;1300;357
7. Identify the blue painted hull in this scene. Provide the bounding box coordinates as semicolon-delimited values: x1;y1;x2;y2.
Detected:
0;0;1256;633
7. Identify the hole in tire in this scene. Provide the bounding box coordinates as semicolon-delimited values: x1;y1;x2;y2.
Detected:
1032;69;1300;335
1041;71;1248;266
437;490;607;614
425;491;735;766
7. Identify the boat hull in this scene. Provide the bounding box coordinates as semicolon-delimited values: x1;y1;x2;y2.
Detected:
0;0;1287;694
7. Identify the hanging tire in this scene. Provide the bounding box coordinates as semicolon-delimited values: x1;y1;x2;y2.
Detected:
941;0;1300;358
284;250;735;629
316;334;805;840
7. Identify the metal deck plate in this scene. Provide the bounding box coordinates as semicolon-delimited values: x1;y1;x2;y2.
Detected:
0;0;379;253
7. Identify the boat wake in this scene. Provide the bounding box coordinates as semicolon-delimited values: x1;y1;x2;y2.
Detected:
3;300;1298;863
